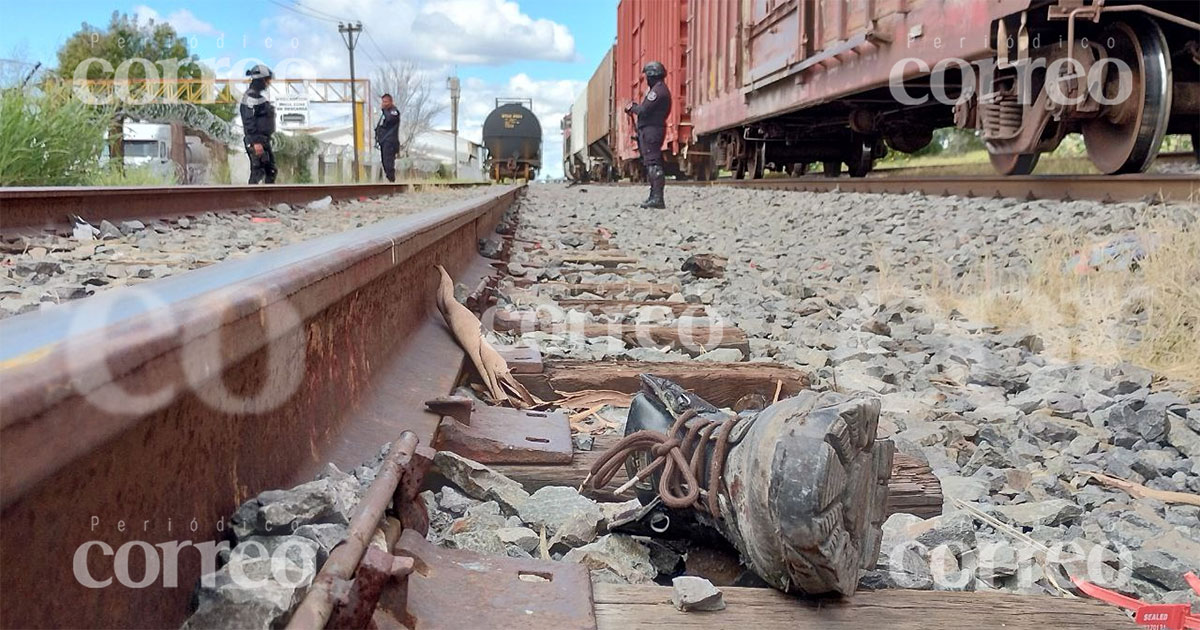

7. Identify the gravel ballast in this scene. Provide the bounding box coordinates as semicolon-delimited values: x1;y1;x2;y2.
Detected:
504;182;1199;603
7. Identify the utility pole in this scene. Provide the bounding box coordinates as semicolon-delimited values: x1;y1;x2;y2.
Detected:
338;21;363;182
446;76;460;180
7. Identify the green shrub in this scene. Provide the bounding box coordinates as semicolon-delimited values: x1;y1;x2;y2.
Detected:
271;132;320;183
0;85;112;186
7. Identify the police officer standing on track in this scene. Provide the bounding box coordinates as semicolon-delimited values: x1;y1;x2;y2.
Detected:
625;60;671;209
240;64;277;184
375;93;401;182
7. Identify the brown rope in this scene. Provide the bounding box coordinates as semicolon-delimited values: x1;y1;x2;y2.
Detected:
586;409;738;517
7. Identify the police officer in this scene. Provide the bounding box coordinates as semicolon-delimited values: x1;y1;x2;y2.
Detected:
240;64;277;184
625;61;671;209
375;93;401;182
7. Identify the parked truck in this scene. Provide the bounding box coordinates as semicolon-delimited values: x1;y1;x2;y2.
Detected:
109;122;213;184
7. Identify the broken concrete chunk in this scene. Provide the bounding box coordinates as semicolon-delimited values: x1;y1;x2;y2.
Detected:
98;220;123;239
671;576;726;612
562;534;656;584
910;512;977;550
293;523;348;561
548;511;600;551
991;499;1083;528
307;196;333;210
437;485;479;516
433;451;530;515
516;485;603;538
598;498;642;531
183;551;315;630
230;477;356;541
445;530;507;555
496;526;540;553
448;501;508;535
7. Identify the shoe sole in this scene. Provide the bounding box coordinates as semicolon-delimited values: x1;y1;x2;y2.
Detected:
720;391;893;595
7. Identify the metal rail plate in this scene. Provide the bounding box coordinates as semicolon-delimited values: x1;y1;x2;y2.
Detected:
388;529;597;630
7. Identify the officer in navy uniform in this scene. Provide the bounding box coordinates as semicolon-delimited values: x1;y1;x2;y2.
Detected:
625;61;671;209
240;64;277;184
375;93;401;182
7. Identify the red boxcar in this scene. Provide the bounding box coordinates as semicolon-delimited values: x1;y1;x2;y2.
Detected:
688;0;1199;177
615;0;713;179
609;0;1198;179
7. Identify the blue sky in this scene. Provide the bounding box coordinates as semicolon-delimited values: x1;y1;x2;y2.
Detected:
1;0;618;177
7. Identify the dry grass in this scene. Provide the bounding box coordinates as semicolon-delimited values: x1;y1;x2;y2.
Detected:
926;217;1200;387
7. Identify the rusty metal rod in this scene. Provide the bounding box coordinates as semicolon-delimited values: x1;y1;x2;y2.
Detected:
286;431;419;630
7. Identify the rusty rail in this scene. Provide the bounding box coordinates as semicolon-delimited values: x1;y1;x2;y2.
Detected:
0;184;522;628
693;173;1199;203
0;181;490;231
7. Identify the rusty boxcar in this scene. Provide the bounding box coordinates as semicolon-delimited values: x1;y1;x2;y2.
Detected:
615;0;715;180
689;0;1198;177
585;47;618;181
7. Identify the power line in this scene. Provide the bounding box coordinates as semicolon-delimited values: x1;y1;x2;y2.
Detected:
363;30;391;66
285;0;345;22
266;0;389;67
265;0;340;24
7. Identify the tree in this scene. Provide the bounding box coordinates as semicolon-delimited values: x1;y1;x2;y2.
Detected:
56;12;199;81
55;12;234;121
373;61;447;156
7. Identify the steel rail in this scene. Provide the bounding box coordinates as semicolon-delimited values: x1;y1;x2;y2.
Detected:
870;151;1199;177
684;173;1199;203
0;181;490;231
0;184;521;628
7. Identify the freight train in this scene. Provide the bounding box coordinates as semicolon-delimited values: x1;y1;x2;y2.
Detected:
563;0;1199;181
483;99;542;181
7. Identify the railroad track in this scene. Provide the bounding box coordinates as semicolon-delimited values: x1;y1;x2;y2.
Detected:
0;181;490;231
692;172;1199;203
0;182;1141;628
0;184;518;627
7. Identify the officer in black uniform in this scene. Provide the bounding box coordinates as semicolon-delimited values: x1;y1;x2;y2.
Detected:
625;60;671;209
375;93;401;182
240;64;277;184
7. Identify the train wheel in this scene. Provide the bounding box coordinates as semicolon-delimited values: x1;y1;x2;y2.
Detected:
822;161;841;177
1082;17;1171;175
750;142;766;179
846;135;875;178
989;152;1041;175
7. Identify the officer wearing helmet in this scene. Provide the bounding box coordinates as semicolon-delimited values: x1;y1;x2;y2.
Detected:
240;64;277;184
624;60;671;209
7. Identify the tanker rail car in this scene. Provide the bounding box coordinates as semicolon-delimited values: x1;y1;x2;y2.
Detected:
483;99;542;181
564;0;1198;180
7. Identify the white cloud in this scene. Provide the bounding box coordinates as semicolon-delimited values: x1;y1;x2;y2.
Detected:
411;0;575;64
270;0;575;68
133;5;221;37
